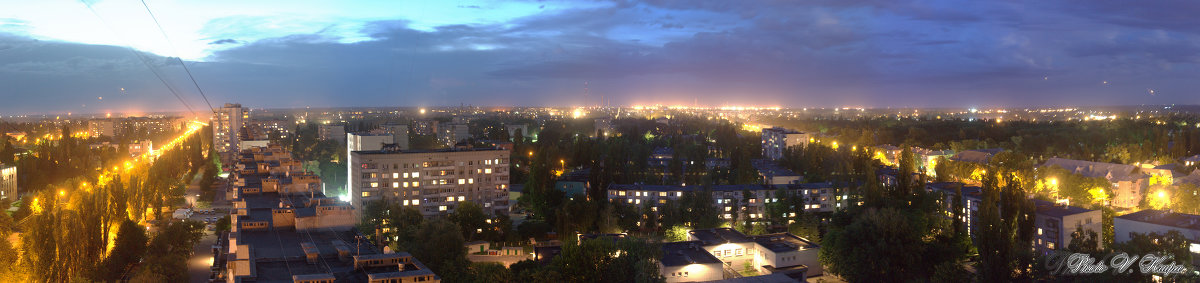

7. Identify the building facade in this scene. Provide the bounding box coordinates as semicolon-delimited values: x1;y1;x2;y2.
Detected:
381;124;410;150
761;127;809;160
0;165;16;200
607;183;844;221
212;103;246;159
319;124;347;144
1032;199;1102;255
1113;209;1200;266
437;123;471;147
349;147;511;217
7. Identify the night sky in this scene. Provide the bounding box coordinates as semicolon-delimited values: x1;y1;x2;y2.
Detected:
1;0;1198;114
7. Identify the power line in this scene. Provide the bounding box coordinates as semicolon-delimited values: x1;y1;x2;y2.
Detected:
78;0;197;115
140;0;215;113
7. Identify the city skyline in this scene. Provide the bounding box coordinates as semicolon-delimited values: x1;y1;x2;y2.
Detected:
2;0;1199;114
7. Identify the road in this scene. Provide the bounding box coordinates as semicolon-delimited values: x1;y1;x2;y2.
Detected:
184;167;231;283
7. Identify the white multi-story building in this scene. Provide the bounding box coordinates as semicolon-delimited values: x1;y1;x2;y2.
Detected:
607;183;844;219
349;147;511;217
88;119;115;137
212;103;246;163
0;165;16;200
761;127;809;160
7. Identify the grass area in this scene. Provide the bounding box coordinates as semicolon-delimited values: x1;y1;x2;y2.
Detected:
738;269;759;277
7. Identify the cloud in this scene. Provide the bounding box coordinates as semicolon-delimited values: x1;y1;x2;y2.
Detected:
209;39;240;45
1;0;1200;114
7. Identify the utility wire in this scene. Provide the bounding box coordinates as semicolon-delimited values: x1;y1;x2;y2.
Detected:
140;0;215;113
79;0;197;115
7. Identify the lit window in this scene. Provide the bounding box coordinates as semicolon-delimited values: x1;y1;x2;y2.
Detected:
403;200;410;205
413;182;420;187
458;196;465;201
458;179;465;185
412;200;420;205
447;196;455;202
403;172;409;178
659;192;666;197
361;192;371;197
392;182;399;188
403;182;410;188
392;173;399;178
485;168;492;174
370;182;379;188
439;206;447;211
468;178;474;184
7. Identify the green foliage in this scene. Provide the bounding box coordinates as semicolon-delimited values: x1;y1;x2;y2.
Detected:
97;220;148;281
664;225;689;242
449;201;488;241
408;220;469;276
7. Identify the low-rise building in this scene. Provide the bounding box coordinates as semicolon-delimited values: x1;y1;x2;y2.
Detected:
660;241;725;282
949;148;1003;165
753;159;802;185
1041;157;1148;208
688;228;822;278
1032;199;1102;254
1113;209;1200;266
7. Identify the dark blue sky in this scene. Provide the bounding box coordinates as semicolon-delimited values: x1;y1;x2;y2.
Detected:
1;0;1198;114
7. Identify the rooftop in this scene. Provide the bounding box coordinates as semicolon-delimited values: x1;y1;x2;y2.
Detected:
1116;209;1200;231
750;233;819;253
660;241;723;267
689;228;752;245
1032;199;1097;218
1041;157;1143;182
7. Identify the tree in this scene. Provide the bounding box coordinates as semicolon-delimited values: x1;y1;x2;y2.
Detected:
449;201;488;241
97;220;148;281
820;207;926;282
409;220;468;276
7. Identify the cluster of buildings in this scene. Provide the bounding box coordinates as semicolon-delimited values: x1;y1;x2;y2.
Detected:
86;116;186;138
217;144;440;282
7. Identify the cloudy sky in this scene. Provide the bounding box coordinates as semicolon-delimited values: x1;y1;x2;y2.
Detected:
1;0;1198;114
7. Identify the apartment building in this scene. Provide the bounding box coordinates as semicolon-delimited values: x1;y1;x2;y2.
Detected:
761;127;809;160
212;103;246;162
688;228;821;278
1114;209;1200;266
607;183;844;220
380;124;410;150
1041;157;1148;208
349;146;511;217
217;144;438;282
0;165;16;200
319;124;347;144
1031;199;1102;255
437;123;471;147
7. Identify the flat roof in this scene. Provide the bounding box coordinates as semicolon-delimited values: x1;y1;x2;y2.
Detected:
689;228;752;245
1032;199;1097;218
750;233;819;253
352;147;508;155
660;241;723;267
1116;209;1200;230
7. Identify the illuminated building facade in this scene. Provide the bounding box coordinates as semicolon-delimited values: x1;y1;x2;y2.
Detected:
349;146;511;218
0;165;16;200
212;103;246;162
761;127;809;160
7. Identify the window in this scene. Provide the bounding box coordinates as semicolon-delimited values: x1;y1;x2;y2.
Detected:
370;182;379;188
392;173;399;178
458;179;465;184
403;200;410;205
618;191;626;196
361;192;371;197
458;196;465;201
392;182;399;188
403;182;410;188
447;196;455;202
412;172;420;178
439;206;447;211
659;192;667;197
413;182;420;187
485;168;492;174
412;200;420;205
